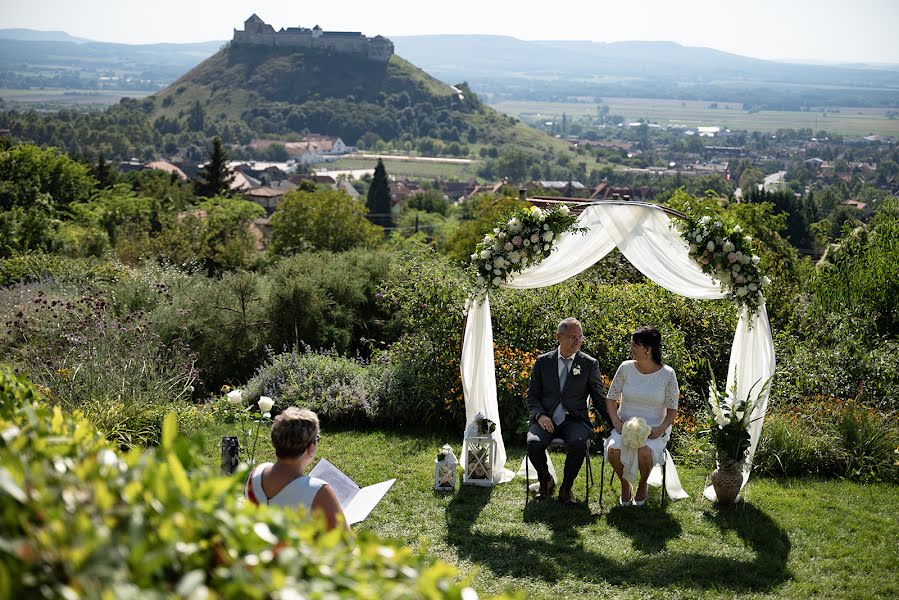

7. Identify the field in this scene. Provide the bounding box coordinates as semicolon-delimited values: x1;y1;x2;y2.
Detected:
199;423;899;600
320;155;482;180
0;87;153;109
491;97;899;137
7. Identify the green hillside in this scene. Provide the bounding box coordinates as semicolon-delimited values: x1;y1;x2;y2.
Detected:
151;43;578;160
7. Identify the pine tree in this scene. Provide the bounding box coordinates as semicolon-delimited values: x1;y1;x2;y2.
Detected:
92;153;116;189
196;137;234;198
187;100;205;132
366;158;391;228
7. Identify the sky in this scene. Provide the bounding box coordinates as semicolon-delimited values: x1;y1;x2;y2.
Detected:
4;0;899;64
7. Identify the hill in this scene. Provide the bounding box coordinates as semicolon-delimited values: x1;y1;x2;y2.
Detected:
150;42;576;158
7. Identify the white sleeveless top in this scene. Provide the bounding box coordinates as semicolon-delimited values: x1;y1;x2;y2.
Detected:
244;462;327;511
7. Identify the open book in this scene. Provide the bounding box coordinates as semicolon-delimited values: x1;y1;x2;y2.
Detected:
308;458;396;525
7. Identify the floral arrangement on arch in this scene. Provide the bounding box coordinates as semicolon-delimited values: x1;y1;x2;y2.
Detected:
470;204;584;299
676;209;771;318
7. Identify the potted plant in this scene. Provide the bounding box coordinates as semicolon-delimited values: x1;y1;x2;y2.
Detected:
703;368;770;503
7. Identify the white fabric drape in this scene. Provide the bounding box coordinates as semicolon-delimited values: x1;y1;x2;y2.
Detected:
460;203;776;494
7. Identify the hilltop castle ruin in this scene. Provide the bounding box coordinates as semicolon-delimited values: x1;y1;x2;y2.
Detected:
232;14;394;62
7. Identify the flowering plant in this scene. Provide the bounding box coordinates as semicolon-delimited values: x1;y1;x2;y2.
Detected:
476;415;497;436
676;208;771;319
224;387;275;466
702;366;770;470
470;203;584;300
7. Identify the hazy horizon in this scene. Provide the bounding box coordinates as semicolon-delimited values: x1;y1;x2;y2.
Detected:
3;0;899;65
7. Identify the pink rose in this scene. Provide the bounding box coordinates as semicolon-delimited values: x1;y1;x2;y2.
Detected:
512;236;523;246
728;252;738;263
735;275;746;284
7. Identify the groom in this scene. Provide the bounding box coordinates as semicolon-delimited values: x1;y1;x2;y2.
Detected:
526;317;609;504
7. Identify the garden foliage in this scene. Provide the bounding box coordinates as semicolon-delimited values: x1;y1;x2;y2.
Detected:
0;369;499;599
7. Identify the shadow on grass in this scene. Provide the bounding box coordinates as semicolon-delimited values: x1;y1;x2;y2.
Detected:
445;486;791;591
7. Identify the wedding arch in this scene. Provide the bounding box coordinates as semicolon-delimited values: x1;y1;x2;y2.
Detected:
459;201;776;500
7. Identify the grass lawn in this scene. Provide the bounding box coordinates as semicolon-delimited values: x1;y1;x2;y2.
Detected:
198;422;899;599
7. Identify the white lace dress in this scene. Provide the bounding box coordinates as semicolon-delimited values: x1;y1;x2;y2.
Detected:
604;360;679;465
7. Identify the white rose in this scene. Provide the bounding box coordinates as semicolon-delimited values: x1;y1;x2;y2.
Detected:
493;268;501;275
509;253;521;264
498;231;506;239
530;233;540;244
543;224;550;230
732;264;741;273
559;205;570;216
523;239;530;247
706;241;715;251
258;396;275;413
749;283;758;292
542;231;554;242
740;254;750;264
476;275;486;286
733;225;742;233
761;276;772;287
543;244;550;251
723;241;735;253
752;255;760;265
530;206;542;218
493;257;504;268
479;249;491;260
736;286;748;297
492;276;502;286
700;216;711;225
226;389;242;406
470;253;477;261
694;234;703;242
504;242;513;252
689;244;698;254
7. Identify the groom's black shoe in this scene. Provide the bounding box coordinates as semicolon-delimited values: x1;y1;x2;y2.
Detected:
535;479;555;501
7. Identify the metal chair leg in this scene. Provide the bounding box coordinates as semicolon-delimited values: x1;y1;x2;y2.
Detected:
525;451;530;507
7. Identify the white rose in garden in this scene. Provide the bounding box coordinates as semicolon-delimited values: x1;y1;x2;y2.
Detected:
700;216;711;225
689;244;698;253
509;252;521;263
543;223;550;230
530;206;543;218
258;396;275;414
733;225;742;233
227;389;242;406
559;205;570;216
749;283;758;292
542;231;554;242
498;231;506;239
476;275;486;286
733;264;741;273
493;268;501;275
694;234;703;242
470;253;477;261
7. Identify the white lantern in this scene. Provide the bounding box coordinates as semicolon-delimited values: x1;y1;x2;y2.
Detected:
434;444;458;492
463;435;495;487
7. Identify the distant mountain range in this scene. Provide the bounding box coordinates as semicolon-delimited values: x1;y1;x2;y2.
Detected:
1;28;898;107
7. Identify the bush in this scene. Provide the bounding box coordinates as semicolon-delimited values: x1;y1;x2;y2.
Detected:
752;413;844;477
0;251;126;287
0;284;197;448
244;346;385;425
0;369;495;599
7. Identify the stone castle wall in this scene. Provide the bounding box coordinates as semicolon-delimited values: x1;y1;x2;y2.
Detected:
233;17;393;62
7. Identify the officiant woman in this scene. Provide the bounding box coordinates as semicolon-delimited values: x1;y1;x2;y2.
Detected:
244;407;348;530
604;326;679;506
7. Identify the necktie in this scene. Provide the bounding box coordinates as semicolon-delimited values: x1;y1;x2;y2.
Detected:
553;358;572;425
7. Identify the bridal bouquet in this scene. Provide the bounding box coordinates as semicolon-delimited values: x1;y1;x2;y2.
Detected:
675;208;771;319
469;203;584;301
621;417;651;449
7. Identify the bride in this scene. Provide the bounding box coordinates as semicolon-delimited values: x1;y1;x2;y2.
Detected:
604;326;679;506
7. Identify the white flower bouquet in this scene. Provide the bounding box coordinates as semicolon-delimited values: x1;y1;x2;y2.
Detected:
621;417;651;449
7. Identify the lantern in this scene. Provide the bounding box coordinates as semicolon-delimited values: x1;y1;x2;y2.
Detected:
463;435;495;486
434;444;458;492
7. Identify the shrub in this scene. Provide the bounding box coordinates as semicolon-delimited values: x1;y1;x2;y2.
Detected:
0;369;495;599
0;251;126;287
831;402;899;482
243;346;384;425
752;413;844;477
0;285;197;448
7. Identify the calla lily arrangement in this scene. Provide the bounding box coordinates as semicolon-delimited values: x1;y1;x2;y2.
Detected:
224;387;275;466
702;365;771;470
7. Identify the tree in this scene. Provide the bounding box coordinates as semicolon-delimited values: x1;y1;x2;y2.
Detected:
271;188;384;255
0;143;97;209
91;153;117;189
366;158;392;228
187;100;205;132
196;137;234;198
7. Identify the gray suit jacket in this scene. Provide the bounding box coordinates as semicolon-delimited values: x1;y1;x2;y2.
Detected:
525;349;609;428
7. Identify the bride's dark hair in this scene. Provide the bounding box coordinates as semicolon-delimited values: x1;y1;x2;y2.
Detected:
632;326;663;365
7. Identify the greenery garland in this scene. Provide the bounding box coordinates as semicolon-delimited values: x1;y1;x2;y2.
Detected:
469;204;584;300
675;207;771;318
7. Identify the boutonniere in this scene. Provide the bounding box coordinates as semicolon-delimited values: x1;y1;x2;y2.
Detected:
571;364;581;376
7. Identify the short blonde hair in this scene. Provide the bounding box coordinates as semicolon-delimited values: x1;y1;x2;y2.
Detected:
270;407;319;459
